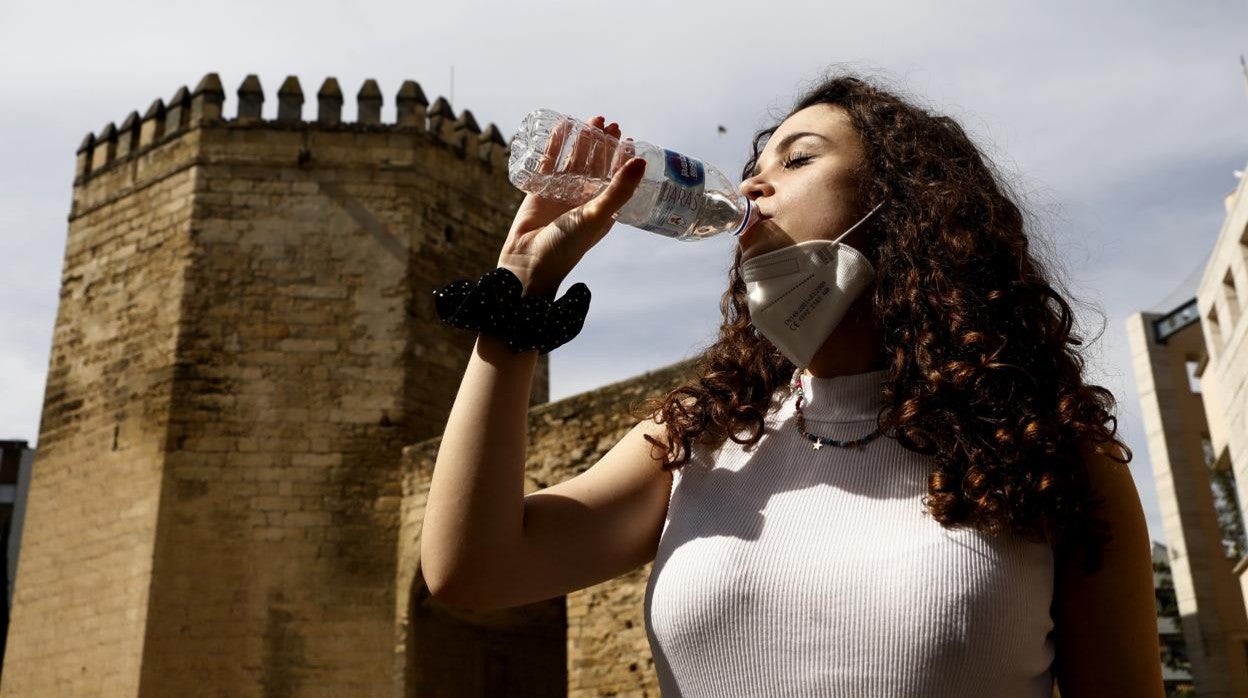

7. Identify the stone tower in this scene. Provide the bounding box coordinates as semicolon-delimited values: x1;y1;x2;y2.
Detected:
3;72;541;695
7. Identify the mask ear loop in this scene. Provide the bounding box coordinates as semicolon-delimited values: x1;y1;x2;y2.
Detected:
830;200;887;246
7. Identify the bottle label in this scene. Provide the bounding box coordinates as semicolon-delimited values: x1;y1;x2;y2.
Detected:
644;149;705;238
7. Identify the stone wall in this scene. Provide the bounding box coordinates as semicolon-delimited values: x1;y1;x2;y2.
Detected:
4;71;534;696
1;125;198;696
399;357;701;697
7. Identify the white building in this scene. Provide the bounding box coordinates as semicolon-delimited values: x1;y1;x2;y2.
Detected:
1126;166;1248;696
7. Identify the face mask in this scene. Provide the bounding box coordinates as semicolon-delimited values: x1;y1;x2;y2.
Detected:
740;202;885;369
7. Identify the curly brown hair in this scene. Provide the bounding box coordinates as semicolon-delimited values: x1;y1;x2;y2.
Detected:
631;70;1131;575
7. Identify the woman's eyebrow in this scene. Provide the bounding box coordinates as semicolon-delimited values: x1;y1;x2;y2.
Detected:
750;132;831;177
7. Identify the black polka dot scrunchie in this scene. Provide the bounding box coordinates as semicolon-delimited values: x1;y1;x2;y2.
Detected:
432;267;591;355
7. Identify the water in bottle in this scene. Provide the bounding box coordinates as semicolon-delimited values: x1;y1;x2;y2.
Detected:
507;108;760;241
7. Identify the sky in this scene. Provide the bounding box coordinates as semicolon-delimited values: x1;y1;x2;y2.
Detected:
2;0;1246;548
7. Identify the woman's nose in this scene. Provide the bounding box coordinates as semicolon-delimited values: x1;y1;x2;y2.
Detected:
739;176;773;199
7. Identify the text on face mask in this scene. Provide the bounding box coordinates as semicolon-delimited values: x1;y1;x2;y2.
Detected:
786;279;831;331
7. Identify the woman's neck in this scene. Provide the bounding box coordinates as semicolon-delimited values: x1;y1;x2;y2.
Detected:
803;300;887;379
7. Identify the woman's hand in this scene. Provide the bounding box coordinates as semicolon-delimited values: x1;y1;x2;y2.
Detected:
496;115;648;299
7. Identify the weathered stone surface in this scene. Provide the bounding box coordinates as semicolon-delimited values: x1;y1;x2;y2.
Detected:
9;72;700;698
3;75;550;697
400;358;701;697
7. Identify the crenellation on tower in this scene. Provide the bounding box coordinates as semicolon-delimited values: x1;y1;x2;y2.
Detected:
236;74;264;124
276;76;303;124
454;108;480;135
425;96;455;145
116;111;141;160
74;72;516;189
478;123;507;165
89;122;116;173
74;132;94;183
395;79;428;130
357;78;383;125
317;77;343;125
139;98;166;149
189;73;225;126
450;108;481;156
165;85;191;137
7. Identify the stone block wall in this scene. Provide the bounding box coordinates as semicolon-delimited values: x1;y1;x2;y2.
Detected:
399;357;700;697
1;123;200;696
4;71;535;696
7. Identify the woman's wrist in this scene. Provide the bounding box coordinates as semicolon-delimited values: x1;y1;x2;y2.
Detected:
433;264;590;356
495;259;560;300
476;326;541;358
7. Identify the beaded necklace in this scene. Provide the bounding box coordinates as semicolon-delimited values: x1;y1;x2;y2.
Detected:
790;368;883;450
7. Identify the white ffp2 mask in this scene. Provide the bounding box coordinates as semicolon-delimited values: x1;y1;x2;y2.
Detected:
740;202;884;369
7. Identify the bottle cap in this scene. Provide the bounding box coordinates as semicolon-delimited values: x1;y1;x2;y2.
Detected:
733;199;760;237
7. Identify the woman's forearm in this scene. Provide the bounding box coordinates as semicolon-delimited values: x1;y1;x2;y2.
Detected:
419;329;539;602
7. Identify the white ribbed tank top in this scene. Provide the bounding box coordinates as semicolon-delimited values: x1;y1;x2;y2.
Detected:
643;368;1055;697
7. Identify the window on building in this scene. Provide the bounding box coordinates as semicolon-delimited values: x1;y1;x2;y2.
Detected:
1184;359;1201;394
1203;434;1248;561
1240;218;1248;271
1206;305;1222;360
1201;434;1216;468
1224;268;1241;328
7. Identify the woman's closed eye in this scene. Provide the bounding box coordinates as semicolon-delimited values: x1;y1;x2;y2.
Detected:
782;152;813;169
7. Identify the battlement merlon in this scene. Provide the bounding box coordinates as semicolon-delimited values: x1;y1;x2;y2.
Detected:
72;71;516;189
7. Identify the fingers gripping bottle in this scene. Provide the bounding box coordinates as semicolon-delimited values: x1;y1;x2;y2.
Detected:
507;108;760;241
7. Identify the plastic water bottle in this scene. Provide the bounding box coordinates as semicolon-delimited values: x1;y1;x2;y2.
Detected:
507;108;760;241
